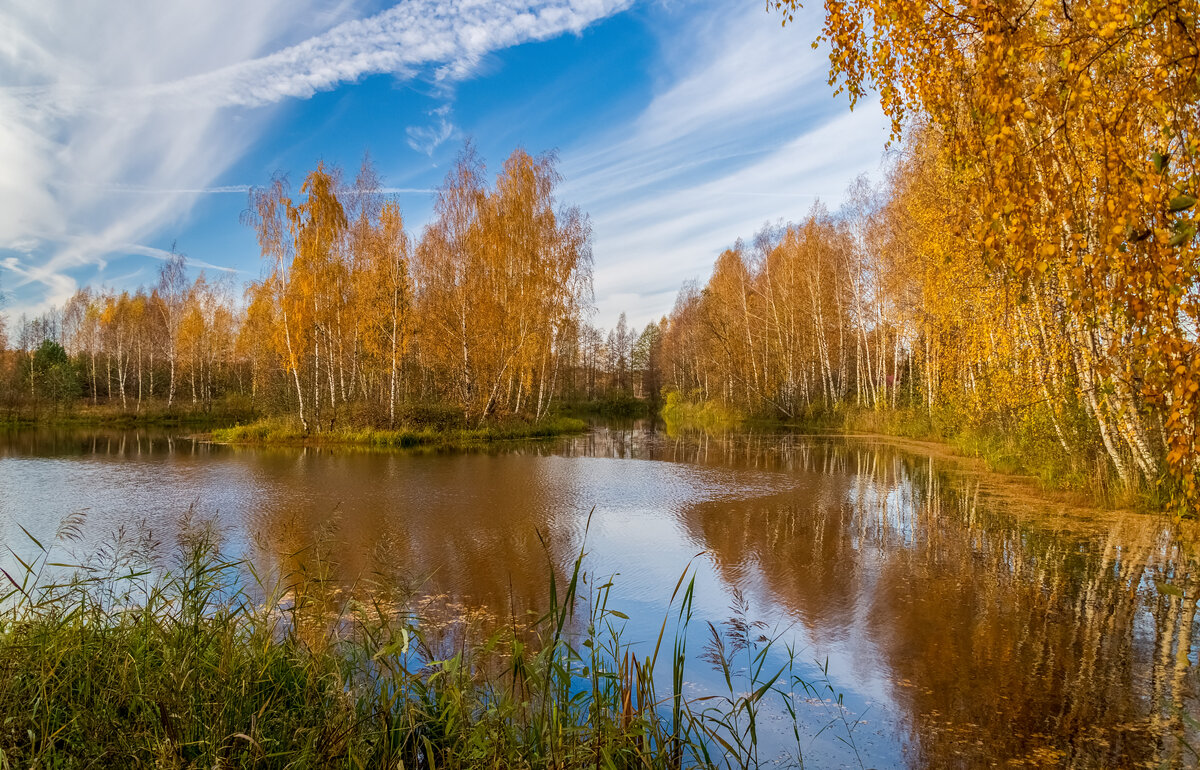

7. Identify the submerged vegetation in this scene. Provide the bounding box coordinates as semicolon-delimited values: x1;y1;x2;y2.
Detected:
0;513;855;768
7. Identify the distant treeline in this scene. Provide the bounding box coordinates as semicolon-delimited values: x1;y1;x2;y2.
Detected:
0;147;663;428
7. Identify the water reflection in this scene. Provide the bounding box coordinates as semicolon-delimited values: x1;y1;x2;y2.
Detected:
679;440;1200;767
1;424;1197;767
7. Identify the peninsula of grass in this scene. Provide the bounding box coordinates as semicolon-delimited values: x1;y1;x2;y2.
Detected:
210;415;588;449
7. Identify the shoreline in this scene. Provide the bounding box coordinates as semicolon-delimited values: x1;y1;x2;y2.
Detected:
662;405;1162;514
6;400;1161;513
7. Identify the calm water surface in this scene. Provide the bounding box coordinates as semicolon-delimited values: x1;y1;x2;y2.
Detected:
2;424;1198;768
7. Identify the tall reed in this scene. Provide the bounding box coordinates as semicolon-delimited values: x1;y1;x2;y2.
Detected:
0;510;861;768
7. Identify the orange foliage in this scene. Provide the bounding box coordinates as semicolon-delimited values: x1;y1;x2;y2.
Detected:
772;0;1200;508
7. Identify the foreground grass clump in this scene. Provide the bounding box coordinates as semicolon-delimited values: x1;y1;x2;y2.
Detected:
0;513;836;768
210;415;588;449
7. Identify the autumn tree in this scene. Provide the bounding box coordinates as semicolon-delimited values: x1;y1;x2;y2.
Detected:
766;0;1200;506
244;167;349;431
25;145;597;429
415;146;592;423
0;275;7;353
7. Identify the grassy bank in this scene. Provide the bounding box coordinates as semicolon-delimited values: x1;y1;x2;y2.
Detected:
0;516;839;768
210;415;588;449
661;392;744;433
802;405;1141;507
659;394;1152;510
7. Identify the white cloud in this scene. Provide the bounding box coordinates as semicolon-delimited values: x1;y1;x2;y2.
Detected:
561;1;892;331
121;244;244;275
5;0;629;114
0;0;630;318
407;105;459;156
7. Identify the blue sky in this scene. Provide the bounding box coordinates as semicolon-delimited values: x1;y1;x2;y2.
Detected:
0;0;890;331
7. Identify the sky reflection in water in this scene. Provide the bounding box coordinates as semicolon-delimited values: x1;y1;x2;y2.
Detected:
1;424;1198;768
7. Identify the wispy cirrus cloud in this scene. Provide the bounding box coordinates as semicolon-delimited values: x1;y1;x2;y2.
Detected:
7;0;630;114
561;0;892;329
0;0;629;319
120;244;244;275
407;104;459;157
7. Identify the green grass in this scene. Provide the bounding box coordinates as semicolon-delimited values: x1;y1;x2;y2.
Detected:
0;512;854;768
660;392;745;435
210;416;589;449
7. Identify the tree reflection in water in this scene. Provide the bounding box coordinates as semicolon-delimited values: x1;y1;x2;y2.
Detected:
1;423;1198;767
641;429;1200;768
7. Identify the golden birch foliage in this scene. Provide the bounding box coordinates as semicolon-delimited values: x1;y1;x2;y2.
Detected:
414;146;489;416
415;147;591;421
356;201;412;423
245;164;349;428
22;144;597;426
661;209;862;418
245;175;310;427
776;0;1200;505
701;246;759;407
235;146;591;428
291;163;349;407
237;281;281;400
886;140;1040;425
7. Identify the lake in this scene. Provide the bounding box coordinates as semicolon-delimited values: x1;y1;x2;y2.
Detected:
1;423;1197;768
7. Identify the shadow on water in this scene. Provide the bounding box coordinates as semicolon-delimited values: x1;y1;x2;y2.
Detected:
1;422;1198;767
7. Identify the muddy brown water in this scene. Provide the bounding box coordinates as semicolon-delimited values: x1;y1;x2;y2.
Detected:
1;422;1197;768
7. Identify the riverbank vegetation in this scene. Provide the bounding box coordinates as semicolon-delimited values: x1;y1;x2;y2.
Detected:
648;170;1148;506
0;514;844;768
646;0;1200;514
0;399;257;429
